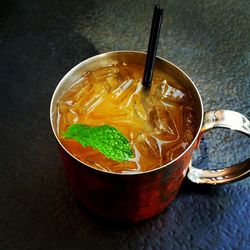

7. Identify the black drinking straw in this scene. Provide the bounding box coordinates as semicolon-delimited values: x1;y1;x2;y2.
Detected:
142;5;164;89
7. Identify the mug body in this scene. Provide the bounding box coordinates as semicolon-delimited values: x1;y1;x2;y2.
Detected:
50;51;204;222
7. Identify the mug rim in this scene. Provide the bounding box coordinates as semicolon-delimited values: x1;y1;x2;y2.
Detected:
50;50;204;176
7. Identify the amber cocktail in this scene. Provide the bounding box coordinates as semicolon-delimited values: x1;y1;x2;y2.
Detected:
50;51;250;222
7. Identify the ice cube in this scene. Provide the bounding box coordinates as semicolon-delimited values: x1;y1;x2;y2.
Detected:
67;109;78;124
135;133;163;169
58;101;69;114
136;134;160;155
183;107;197;135
148;105;178;139
153;79;189;104
58;101;70;125
168;142;185;160
74;79;92;101
91;66;127;91
91;66;119;81
72;81;107;114
111;79;141;109
134;94;147;120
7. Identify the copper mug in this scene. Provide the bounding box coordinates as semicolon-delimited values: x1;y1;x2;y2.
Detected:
50;51;250;222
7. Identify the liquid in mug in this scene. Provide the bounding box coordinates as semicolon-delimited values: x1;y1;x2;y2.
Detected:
57;63;198;173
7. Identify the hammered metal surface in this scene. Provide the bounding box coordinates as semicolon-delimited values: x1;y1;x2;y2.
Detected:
0;0;249;249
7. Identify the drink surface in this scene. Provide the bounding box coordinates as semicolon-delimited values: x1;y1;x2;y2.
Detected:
57;63;198;173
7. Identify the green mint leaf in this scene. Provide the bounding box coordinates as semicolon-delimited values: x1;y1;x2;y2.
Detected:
64;124;134;162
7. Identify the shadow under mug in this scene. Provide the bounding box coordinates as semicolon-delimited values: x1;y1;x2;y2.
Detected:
50;51;250;223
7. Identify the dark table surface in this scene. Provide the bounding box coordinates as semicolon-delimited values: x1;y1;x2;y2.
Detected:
1;0;250;249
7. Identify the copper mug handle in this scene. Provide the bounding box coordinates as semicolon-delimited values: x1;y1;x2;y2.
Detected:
188;110;250;184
